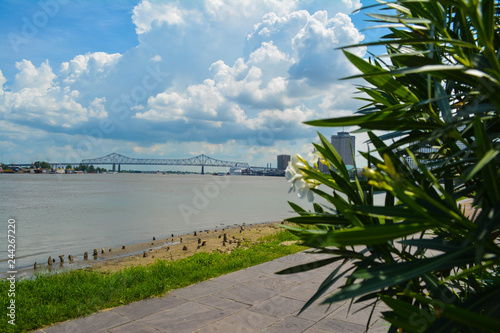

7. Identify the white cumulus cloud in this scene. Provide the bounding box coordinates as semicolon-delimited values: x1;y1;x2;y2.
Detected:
132;1;202;34
60;52;122;84
0;60;111;128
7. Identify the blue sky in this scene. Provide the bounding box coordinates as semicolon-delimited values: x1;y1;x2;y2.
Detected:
0;0;383;167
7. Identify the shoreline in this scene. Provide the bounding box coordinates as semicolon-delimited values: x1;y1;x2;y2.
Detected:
5;221;286;279
4;198;478;280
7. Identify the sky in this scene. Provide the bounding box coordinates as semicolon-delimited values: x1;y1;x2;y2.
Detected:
0;0;384;168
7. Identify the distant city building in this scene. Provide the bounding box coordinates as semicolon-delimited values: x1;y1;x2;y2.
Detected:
277;154;291;171
331;132;356;166
404;146;439;169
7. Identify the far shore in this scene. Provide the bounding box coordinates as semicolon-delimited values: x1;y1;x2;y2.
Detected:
10;221;287;278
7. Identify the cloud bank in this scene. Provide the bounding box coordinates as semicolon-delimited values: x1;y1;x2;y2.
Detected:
0;0;367;166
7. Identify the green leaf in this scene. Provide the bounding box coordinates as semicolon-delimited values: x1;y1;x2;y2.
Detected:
398;239;462;252
285;215;350;226
342;50;420;104
367;13;433;25
382;312;423;333
275;256;345;275
324;248;472;303
328;170;363;206
299;167;340;193
380;295;434;328
294;221;433;247
478;0;495;46
359;120;441;131
298;263;355;315
341;38;480;52
316;132;350;180
463;149;499;181
473;118;500;202
367;132;409;177
317;193;366;228
407;286;500;332
351;205;424;220
421;273;459;304
306;115;440;132
305;109;420;126
362;88;397;107
288;201;307;215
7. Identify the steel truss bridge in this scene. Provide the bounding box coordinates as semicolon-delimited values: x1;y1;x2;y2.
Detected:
80;153;250;174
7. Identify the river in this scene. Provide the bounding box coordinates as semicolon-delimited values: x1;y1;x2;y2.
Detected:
1;173;308;277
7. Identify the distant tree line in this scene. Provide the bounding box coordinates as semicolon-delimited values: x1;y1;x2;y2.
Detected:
32;161;52;169
1;162;106;173
72;164;107;173
22;161;108;173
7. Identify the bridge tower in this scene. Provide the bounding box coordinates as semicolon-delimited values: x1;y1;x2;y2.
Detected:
201;165;204;175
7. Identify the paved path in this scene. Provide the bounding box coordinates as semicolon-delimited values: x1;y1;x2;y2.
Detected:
34;251;388;333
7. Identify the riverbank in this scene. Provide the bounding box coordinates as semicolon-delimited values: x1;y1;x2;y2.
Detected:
13;221;287;278
0;223;306;333
93;221;286;273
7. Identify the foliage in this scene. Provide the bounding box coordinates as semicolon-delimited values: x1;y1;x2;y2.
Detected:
283;1;500;332
33;161;51;169
74;164;107;173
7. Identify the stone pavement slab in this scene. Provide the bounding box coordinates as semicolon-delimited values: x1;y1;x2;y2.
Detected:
168;280;231;300
42;310;129;333
215;283;282;305
249;295;305;319
110;295;187;321
195;309;278;333
137;302;229;333
195;295;250;314
108;322;160;333
36;251;389;333
265;315;315;333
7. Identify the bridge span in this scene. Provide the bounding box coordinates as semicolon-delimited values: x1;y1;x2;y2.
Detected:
81;153;250;174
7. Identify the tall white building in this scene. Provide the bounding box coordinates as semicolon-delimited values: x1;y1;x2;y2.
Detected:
331;132;356;166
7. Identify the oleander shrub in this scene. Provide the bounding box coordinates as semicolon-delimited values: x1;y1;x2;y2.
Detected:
281;1;500;332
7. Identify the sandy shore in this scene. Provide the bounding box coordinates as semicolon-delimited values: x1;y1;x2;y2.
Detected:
26;222;286;276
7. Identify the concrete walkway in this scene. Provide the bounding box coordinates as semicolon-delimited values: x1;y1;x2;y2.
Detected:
34;251;389;333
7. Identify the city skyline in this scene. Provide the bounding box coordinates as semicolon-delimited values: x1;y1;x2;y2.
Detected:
0;0;382;167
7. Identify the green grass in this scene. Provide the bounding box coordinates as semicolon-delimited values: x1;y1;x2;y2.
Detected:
0;230;305;333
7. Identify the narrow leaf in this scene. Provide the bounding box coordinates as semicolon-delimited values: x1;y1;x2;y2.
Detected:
324;248;471;303
299;221;433;247
463;149;499;181
275;256;345;275
343;50;419;103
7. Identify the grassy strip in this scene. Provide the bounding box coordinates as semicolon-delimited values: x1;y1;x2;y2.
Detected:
0;230;305;333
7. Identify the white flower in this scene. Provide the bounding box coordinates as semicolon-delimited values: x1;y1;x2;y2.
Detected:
285;154;305;184
307;150;328;169
285;154;317;202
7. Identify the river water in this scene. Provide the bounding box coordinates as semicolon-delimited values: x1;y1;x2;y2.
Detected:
1;173;309;277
